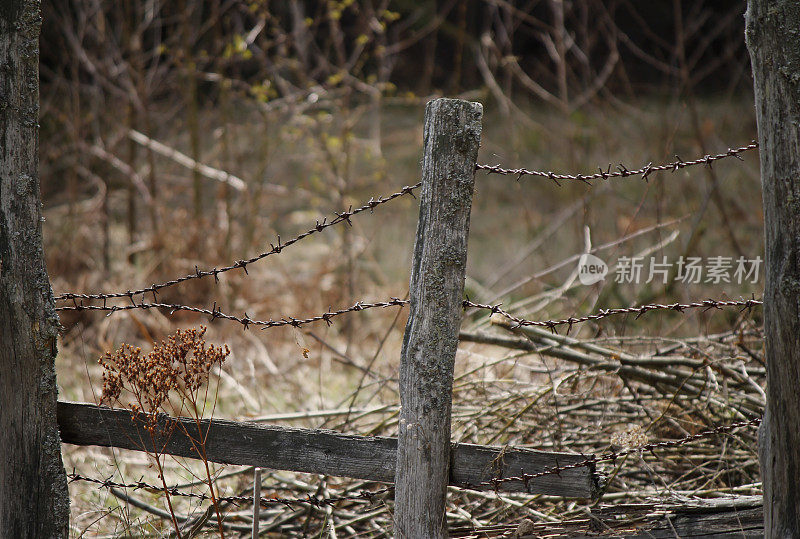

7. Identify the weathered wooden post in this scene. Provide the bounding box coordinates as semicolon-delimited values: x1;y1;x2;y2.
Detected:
395;98;482;538
745;2;800;536
1;0;71;536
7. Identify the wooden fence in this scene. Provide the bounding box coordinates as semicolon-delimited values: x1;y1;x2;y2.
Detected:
56;99;599;535
56;98;765;537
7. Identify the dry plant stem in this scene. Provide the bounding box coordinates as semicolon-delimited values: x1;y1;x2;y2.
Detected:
179;485;243;538
141;391;182;535
490;315;705;394
127;130;251;193
151;444;181;536
182;502;217;538
167;405;225;537
174;361;226;537
110;488;254;535
126;99;138;261
110;487;186;524
99;327;230;538
191;414;224;537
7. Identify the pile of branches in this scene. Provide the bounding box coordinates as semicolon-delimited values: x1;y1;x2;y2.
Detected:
73;309;763;537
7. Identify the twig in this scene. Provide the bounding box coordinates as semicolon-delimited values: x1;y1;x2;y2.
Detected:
128;129;251;192
252;468;262;539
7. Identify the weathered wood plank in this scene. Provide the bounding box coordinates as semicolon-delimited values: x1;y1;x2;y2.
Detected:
565;510;763;538
450;442;598;497
395;98;483;538
583;498;764;539
57;401;596;498
504;498;764;538
632;507;762;538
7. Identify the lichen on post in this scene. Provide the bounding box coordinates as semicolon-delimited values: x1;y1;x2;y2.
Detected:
394;98;482;538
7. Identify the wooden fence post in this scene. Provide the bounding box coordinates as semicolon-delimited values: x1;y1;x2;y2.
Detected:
745;2;800;536
395;98;482;538
1;0;71;536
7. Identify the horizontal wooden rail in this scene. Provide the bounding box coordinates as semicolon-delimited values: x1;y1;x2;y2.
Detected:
627;507;762;538
596;497;763;538
507;497;763;537
57;401;598;498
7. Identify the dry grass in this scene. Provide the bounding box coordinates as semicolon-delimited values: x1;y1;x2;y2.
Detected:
49;94;764;537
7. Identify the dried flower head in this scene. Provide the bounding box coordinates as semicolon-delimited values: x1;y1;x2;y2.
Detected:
610;426;649;451
99;326;230;431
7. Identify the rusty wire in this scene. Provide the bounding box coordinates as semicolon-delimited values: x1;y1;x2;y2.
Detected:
472;417;762;490
476;142;758;185
56;298;409;330
464;297;763;332
60;140;765;533
54;143;759;303
57;296;761;333
67;472;391;508
54;183;421;303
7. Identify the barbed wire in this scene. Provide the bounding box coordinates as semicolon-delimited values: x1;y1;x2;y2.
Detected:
54;143;759;303
54;183;421;303
471;417;762;490
464;298;763;332
56;298;410;330
57;295;761;333
67;472;392;508
475;142;758;185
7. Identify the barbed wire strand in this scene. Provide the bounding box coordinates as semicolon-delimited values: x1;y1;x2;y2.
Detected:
67;472;391;508
56;298;409;331
471;417;762;490
56;296;762;333
54;183;421;303
476;142;758;185
54;143;759;303
464;298;763;333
